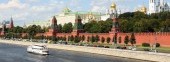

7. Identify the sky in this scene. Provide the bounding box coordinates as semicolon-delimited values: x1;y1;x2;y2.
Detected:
0;0;169;26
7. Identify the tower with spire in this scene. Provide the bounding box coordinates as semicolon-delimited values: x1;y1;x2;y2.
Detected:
109;2;119;33
72;15;84;36
10;17;14;29
48;16;58;37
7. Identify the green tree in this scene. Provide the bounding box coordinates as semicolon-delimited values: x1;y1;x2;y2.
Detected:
89;21;101;33
70;35;74;41
113;34;117;44
87;36;90;42
90;36;95;43
74;36;80;43
81;35;85;42
130;33;136;46
106;37;111;44
95;35;99;42
62;22;73;33
101;37;105;43
26;25;38;39
57;24;62;33
124;35;129;45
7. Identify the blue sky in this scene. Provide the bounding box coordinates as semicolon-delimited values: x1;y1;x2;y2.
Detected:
0;0;169;26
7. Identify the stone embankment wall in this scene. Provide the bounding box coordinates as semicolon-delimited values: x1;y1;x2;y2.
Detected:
0;40;170;62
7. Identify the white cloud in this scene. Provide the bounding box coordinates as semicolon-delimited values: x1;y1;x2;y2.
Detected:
0;0;148;26
0;0;28;9
90;0;138;13
27;0;40;3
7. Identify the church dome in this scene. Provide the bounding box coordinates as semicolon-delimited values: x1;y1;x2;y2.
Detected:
110;2;116;9
141;6;147;10
140;6;147;13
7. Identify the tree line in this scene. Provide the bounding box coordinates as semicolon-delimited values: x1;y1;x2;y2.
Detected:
2;11;170;39
119;11;170;33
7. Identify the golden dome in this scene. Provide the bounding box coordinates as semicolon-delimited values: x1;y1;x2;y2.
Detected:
141;6;146;10
110;2;116;9
140;6;147;13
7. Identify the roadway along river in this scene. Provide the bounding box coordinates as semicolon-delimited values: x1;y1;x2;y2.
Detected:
0;43;152;62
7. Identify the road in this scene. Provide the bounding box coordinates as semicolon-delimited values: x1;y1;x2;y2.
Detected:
0;43;151;62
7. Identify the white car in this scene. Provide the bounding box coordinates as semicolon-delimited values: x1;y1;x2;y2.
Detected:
27;45;49;55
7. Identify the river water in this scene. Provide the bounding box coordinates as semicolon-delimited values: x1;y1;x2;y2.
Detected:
0;43;152;62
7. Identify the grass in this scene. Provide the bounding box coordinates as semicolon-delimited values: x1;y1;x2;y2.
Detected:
137;46;170;53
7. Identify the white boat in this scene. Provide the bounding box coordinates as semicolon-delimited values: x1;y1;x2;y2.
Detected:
27;45;49;55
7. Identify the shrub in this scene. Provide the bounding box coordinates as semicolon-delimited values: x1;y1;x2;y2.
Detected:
156;43;160;47
143;48;150;51
74;36;80;43
106;37;111;43
142;43;150;47
101;37;105;43
104;46;110;48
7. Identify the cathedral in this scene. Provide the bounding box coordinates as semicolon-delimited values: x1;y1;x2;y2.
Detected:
149;0;170;14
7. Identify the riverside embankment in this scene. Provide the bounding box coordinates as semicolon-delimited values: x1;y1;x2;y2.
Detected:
0;39;170;62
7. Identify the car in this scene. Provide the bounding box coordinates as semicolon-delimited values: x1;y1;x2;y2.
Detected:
27;45;49;55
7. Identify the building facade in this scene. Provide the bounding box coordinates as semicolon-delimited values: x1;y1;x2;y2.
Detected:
55;8;102;25
149;0;170;14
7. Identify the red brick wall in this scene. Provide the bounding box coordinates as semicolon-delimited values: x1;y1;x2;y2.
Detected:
118;32;170;47
2;31;170;47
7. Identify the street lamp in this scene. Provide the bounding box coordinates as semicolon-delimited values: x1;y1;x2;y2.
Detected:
113;31;118;48
154;32;160;53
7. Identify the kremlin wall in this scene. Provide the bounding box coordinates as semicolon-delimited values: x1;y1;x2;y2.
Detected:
1;16;170;47
0;1;170;47
41;16;170;47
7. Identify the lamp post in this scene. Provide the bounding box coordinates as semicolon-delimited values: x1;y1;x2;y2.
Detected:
154;32;159;53
113;31;117;48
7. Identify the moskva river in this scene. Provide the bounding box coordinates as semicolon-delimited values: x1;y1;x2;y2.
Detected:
0;43;151;62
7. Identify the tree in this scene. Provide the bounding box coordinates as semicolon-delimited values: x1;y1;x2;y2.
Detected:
87;36;90;42
89;21;101;33
74;36;80;43
81;35;85;42
70;35;74;41
90;36;95;43
130;33;136;46
26;25;39;39
57;24;62;33
95;35;99;42
113;34;117;44
124;35;129;45
106;37;111;44
101;37;105;43
62;22;73;33
161;19;170;32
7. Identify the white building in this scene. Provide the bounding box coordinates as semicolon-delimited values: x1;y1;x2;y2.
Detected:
149;0;170;14
27;2;118;26
101;2;121;20
55;8;102;25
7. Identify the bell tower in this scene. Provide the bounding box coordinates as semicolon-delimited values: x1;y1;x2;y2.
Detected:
109;2;119;43
110;2;119;33
149;0;156;14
